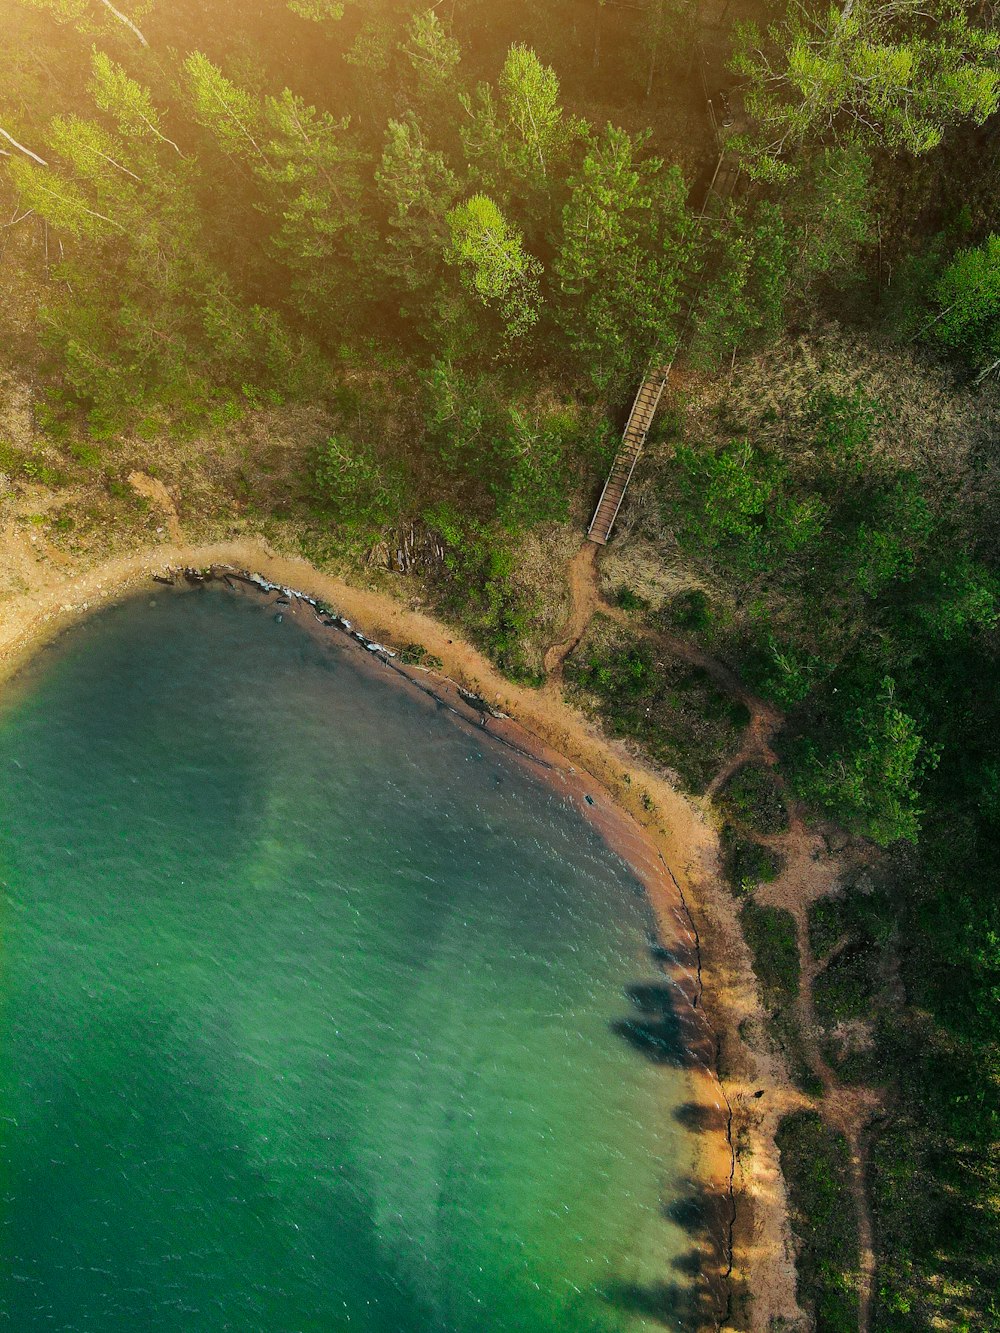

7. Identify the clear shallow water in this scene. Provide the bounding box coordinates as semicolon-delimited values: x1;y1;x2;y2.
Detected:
0;586;704;1332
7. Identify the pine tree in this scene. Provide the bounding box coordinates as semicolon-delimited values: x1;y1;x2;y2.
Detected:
554;125;695;390
184;52;372;323
375;114;460;308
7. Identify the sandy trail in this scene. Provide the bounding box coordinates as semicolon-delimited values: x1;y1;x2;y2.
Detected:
542;540;600;676
128;471;183;542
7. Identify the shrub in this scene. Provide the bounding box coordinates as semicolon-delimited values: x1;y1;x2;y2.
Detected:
313;434;404;530
740;901;800;1010
776;1111;860;1332
665;587;712;630
719;762;789;835
722;826;785;896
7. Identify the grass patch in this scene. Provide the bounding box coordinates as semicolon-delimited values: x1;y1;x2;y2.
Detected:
776;1111;861;1332
740;901;800;1010
718;761;789;835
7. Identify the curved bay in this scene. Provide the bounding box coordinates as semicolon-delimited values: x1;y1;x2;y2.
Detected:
0;586;703;1331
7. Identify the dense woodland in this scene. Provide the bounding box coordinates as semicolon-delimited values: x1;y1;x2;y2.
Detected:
2;0;1000;1327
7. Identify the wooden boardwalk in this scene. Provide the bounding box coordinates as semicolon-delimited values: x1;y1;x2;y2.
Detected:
587;361;673;545
588;84;747;545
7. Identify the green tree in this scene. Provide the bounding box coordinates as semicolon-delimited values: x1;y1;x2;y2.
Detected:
732;0;1000;180
924;234;1000;379
493;407;570;528
790;676;933;845
402;8;462;113
781;146;872;286
554;124;695;389
184;52;371;321
669;437;827;575
7;53;307;431
375;115;460;307
460;44;579;228
18;0;150;45
313;434;403;529
690;202;789;367
444;194;542;341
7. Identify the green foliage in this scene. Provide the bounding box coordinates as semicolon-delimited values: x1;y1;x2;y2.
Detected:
287;0;345;18
8;56;314;432
614;585;649;612
184;53;372;321
668;439;827;576
444;194;542;341
776;1112;861;1331
721;827;784;897
312;435;403;530
402;9;462;111
788;675;933;845
460;44;579;225
814;947;878;1025
690;202;789;367
732;0;1000;178
566;631;748;791
925;233;1000;375
424;502;539;680
376;115;460;305
740;901;799;1009
809;387;884;466
554;124;695;390
850;475;934;596
420;361;569;527
781;146;873;287
719;762;788;835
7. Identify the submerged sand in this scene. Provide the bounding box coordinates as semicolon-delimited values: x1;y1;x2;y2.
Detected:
0;535;806;1331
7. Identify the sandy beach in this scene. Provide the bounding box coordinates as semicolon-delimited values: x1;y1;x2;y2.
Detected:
0;534;808;1331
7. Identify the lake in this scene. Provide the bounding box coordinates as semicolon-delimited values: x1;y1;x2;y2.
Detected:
0;583;713;1331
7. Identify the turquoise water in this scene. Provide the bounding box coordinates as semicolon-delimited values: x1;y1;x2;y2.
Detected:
0;586;704;1331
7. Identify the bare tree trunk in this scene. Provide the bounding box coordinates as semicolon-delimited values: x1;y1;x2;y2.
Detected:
0;127;48;166
97;0;149;46
645;0;663;97
593;0;603;69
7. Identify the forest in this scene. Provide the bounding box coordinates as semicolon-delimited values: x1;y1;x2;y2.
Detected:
1;0;999;1327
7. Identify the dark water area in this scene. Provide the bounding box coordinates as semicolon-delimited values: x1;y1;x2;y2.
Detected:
0;585;705;1331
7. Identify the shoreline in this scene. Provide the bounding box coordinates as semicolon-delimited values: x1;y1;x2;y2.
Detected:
0;536;798;1330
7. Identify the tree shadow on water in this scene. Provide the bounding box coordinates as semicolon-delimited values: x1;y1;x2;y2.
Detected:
602;1180;741;1330
611;982;693;1068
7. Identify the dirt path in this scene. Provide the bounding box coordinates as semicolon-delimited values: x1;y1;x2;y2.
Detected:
128;471;183;542
757;810;880;1333
545;536;880;1333
542;541;599;676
